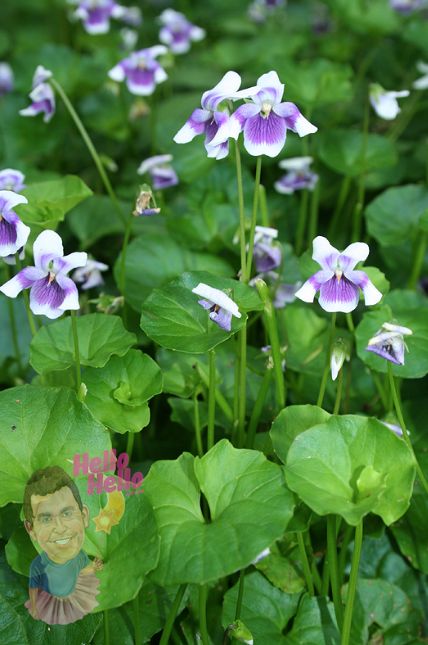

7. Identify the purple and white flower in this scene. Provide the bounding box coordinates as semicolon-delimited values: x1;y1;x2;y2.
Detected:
0;169;25;193
366;322;412;365
0;230;87;319
295;236;382;313
192;282;241;332
0;191;30;258
214;71;317;158
19;66;55;123
74;0;124;34
413;61;428;90
0;62;13;96
159;9;205;54
253;226;282;272
330;338;350;381
108;46;167;96
137;154;178;190
274;156;318;194
173;71;258;160
369;83;409;120
273;281;301;308
72;258;108;290
116;5;142;27
390;0;428;13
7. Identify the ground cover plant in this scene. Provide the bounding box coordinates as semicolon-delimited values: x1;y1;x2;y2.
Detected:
1;0;428;643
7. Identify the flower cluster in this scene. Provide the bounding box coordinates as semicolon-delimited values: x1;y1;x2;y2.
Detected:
19;66;55;123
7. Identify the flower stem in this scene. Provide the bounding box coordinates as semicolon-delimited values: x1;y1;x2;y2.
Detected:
327;515;343;630
199;585;210;645
352;89;370;242
295;190;310;256
15;254;37;336
341;520;363;645
245;156;262;281
317;313;337;408
296;532;315;596
259;184;269;227
49;77;126;226
119;212;134;294
193;390;203;457
126;432;135;461
246;368;272;449
207;350;216;451
238;326;247;447
235;570;245;620
308;181;320;247
338;524;353;586
160;584;187;645
256;280;285;410
234;140;247;281
5;266;23;371
371;369;388;410
408;229;427;290
387;362;428;495
70;311;81;392
328;176;351;240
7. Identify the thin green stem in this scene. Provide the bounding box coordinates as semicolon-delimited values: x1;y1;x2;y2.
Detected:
119;212;134;294
341;520;363;645
193;390;203;457
197;365;233;422
327;516;343;630
256;279;285;410
199;585;210;645
104;610;110;645
49;77;126;226
338;524;354;586
259;184;269;227
160;584;187;645
295;190;310;256
308;181;320;247
352;91;370;242
133;594;142;645
333;366;344;415
207;350;216;451
238;326;247;447
345;312;355;334
70;311;81;392
371;370;388;410
321;554;330;597
408;230;427;289
235;570;245;620
5;265;23;371
234;140;247;281
245;157;262;281
15;253;37;336
328;176;351;240
246;368;272;448
126;432;135;461
317;313;337;408
296;532;315;596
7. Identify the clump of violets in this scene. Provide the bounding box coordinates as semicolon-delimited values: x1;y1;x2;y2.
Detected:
73;0;141;34
253;226;282;272
295;236;382;313
0;62;13;96
413;61;428;90
274;156;318;194
369;83;409;120
72;258;108;290
19;66;55;123
0;230;87;319
192;282;241;332
158;9;205;54
137;155;178;190
366;322;412;365
0;191;30;258
108;46;167;96
0;169;25;193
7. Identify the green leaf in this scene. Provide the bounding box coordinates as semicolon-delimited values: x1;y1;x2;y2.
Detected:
5;527;37;577
0;589;28;645
0;385;111;505
255;547;306;594
285;415;415;526
278;59;353;107
365;185;428;246
84;350;163;434
280;304;329;376
156;348;202;397
0;297;32;366
318;129;397;177
285;595;340;645
325;0;399;34
30;314;136;374
270;405;331;464
68;195;124;248
144;440;294;584
391;488;428;574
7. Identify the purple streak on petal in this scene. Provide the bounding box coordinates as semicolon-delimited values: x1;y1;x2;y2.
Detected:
210;307;232;331
151;167;179;189
205;139;229;160
244;112;287;156
198;299;213;311
18;267;45;288
318;276;360;313
31;276;66;309
230;103;260;130
254;243;282;272
366;342;403;365
0;217;17;247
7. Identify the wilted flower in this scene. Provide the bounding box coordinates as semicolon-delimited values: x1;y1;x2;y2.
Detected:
158;9;205;54
413;61;428;90
274;156;318;194
330;338;350;381
19;66;55;123
390;0;428;13
295;236;382;313
214;71;317;157
0;230;87;319
133;188;160;216
0;191;30;258
253;226;282;272
173;71;258;160
369;83;409;120
137;154;178;189
192;282;241;331
0;62;13;96
72;258;108;290
0;169;25;192
366;322;412;365
90;292;124;314
108;46;167;95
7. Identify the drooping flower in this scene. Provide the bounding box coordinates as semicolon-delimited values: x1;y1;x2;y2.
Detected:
192;282;241;331
365;322;412;365
0;169;25;192
137;154;178;190
330;338;350;381
74;0;124;33
253;226;282;272
72;258;108;290
173;71;258;160
369;83;409;120
0;191;30;258
413;61;428;90
389;0;428;13
213;71;317;158
274;156;318;194
0;62;13;96
0;230;87;319
19;66;55;123
158;9;205;54
133;188;160;216
108;46;167;96
295;236;382;313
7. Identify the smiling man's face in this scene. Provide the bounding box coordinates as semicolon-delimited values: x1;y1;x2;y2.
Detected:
28;486;89;564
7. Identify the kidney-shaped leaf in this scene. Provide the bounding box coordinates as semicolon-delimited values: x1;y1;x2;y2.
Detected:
318;129;397;177
286;415;415;526
271;405;331;464
144;439;294;585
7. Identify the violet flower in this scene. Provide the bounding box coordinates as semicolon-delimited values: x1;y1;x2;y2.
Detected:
213;71;317;158
137;154;178;190
369;84;409;120
74;0;124;33
108;46;167;96
0;230;87;319
0;62;13;96
413;61;428;90
273;281;301;308
159;9;205;54
19;66;55;123
390;0;427;13
295;236;382;313
253;226;282;272
192;282;241;331
72;258;108;290
0;169;25;193
366;322;412;365
0;191;30;258
274;156;318;194
173;71;258;160
330;338;349;381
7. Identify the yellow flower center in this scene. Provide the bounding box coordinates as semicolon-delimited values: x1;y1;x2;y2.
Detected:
261;102;272;118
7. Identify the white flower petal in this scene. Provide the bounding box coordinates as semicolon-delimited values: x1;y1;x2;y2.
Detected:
312;236;340;271
191;282;241;318
33;230;64;269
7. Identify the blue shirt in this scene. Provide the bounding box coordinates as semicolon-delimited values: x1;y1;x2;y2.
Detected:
29;550;89;597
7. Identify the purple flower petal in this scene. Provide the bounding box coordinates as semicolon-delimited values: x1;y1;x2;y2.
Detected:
33;231;64;271
201;71;242;111
0;169;26;192
210;307;232;331
243;112;287;157
274;170;318;194
312;236;340;272
338;242;369;271
254;242;282;272
174;108;211;144
197;298;213;311
56;274;80;311
347;270;382;306
318;275;360;313
0;266;45;298
366;335;405;365
294;270;333;303
222;103;260;144
273;102;318;136
29;275;68;319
